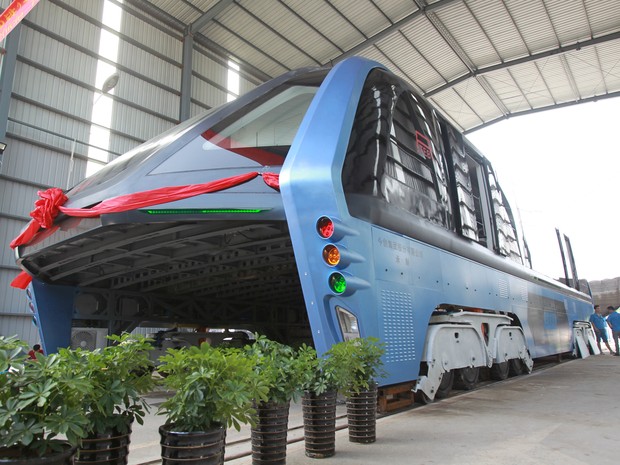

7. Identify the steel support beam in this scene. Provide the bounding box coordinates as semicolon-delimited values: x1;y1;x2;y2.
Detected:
180;29;193;122
190;0;235;34
0;24;20;167
427;31;620;98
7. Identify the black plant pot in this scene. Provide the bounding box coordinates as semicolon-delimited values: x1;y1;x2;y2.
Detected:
159;423;226;465
0;444;76;465
301;390;337;459
346;383;378;443
75;423;132;465
251;400;291;465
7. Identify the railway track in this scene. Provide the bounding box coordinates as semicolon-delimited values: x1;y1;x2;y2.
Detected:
219;354;569;463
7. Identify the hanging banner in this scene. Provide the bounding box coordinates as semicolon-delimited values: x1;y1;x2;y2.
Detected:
0;0;40;43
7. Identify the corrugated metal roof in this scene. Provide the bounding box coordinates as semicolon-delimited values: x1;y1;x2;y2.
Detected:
138;0;620;133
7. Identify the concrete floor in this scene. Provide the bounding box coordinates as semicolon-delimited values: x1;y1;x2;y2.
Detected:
129;354;620;465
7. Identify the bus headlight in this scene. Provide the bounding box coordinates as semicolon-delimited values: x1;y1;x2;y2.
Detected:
336;306;359;340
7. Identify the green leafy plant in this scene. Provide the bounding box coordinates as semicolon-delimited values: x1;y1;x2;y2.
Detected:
325;337;386;394
157;343;268;432
297;344;345;395
0;336;93;458
76;333;156;435
244;335;308;404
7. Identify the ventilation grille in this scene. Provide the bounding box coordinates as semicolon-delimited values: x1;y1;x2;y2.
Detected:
381;289;416;363
498;279;509;298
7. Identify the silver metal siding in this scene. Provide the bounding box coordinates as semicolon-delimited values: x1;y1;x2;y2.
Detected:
0;0;252;341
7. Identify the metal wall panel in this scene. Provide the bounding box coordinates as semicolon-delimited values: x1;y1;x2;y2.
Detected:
239;76;257;96
203;22;288;78
193;50;228;91
0;271;28;310
190;102;207;119
0;0;262;343
107;133;146;162
121;6;182;63
55;0;103;21
113;102;174;142
0;179;41;219
114;70;179;120
0;315;40;343
0;138;66;189
28;0;101;53
19;27;98;85
116;40;181;92
192;78;227;110
0;214;30;261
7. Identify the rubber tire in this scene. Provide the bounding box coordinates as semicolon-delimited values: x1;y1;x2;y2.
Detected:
508;358;525;376
490;361;509;380
454;366;479;390
435;370;454;399
416;391;434;405
417;370;454;404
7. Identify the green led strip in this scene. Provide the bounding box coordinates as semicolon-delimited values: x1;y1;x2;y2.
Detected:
141;208;266;215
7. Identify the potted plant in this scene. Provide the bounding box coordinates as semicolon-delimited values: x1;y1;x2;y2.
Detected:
74;333;156;465
326;337;385;444
244;335;308;465
297;345;344;459
157;343;268;465
0;335;93;465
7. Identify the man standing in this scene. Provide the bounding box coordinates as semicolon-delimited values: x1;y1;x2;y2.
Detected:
606;305;620;356
589;305;613;354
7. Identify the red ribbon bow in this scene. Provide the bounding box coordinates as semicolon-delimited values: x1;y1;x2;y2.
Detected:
9;187;67;249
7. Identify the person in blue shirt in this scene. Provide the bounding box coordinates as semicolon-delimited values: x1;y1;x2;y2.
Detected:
606;305;620;356
589;305;613;354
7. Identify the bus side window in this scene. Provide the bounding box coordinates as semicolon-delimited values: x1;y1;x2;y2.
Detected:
447;126;482;242
486;166;523;263
342;69;451;233
385;87;450;227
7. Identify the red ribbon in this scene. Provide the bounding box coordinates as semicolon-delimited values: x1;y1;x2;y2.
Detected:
10;171;279;289
10;187;67;249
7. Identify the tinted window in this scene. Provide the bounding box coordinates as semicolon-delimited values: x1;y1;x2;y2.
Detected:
204;85;320;164
487;166;523;263
343;69;451;231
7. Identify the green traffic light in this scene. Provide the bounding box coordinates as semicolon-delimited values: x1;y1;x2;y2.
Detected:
329;272;347;294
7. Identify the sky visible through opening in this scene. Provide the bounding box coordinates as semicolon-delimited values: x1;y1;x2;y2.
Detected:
468;96;620;282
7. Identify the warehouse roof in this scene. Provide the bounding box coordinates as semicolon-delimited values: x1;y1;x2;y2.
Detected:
125;0;620;133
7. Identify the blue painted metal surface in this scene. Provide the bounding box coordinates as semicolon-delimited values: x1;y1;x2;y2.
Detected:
14;57;593;388
28;280;75;354
280;57;592;385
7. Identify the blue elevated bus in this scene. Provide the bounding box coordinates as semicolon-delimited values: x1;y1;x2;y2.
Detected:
12;57;593;400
